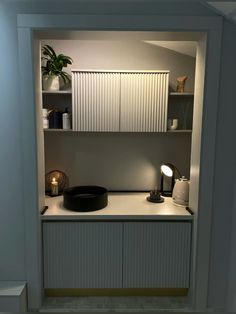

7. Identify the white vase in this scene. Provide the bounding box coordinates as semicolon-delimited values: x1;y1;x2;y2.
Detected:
42;75;60;91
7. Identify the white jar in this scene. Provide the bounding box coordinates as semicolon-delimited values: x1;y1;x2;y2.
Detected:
42;109;49;129
62;112;71;130
43;118;49;129
42;108;48;118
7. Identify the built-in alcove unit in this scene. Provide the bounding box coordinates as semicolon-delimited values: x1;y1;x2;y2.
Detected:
36;32;198;302
38;31;198;304
18;19;220;310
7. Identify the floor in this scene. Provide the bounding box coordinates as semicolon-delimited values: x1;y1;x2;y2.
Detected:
40;296;190;312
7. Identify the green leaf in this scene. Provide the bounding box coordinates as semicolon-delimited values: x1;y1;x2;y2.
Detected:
41;45;73;80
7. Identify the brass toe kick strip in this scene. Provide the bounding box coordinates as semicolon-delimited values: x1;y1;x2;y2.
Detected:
45;288;188;297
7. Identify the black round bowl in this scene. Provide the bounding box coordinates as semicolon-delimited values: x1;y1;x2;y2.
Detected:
63;185;108;212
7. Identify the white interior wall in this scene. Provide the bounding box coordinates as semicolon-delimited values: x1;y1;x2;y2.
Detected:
42;35;196;92
45;133;192;190
188;34;207;307
43;34;195;190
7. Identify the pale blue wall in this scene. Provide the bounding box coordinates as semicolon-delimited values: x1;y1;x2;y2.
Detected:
0;2;25;280
0;0;214;280
208;19;236;310
1;0;236;311
1;0;217;16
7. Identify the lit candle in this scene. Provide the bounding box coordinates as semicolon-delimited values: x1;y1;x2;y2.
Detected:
51;177;58;196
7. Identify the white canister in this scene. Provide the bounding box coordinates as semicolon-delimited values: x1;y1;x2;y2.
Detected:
42;109;49;129
42;108;48;118
43;118;49;129
62;111;71;130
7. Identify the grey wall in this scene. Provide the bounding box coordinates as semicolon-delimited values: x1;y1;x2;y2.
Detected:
0;0;205;284
42;36;196;92
0;0;202;280
227;167;236;311
0;2;25;280
207;20;236;311
1;0;235;311
42;36;195;190
45;133;191;190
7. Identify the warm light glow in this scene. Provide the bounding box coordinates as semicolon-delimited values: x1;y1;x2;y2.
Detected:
161;165;173;177
52;177;56;183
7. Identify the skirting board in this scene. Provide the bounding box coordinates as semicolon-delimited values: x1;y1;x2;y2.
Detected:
45;288;188;297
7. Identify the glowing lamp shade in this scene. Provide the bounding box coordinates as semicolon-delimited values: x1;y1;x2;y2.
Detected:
160;164;173;177
160;163;180;197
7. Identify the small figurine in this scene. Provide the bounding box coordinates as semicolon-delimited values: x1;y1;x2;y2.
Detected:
176;76;188;93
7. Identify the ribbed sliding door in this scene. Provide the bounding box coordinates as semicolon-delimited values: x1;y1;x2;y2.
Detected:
43;222;123;288
72;71;120;131
123;222;191;288
120;72;169;132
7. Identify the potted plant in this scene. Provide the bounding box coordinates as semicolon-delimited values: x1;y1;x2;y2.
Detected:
41;45;73;91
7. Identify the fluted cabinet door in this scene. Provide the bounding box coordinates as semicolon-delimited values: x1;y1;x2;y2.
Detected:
72;71;120;131
43;222;123;288
123;222;191;288
120;72;169;132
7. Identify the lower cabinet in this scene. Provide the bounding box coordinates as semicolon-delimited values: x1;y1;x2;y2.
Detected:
123;222;191;288
43;222;123;288
43;221;191;289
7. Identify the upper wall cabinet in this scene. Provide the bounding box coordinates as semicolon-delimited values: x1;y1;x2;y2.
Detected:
72;70;169;132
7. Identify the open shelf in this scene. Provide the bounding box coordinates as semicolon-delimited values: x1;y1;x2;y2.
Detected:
167;130;192;133
42;90;72;95
169;92;194;96
44;129;73;132
168;91;194;130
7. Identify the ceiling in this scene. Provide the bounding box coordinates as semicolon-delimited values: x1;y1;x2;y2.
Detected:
204;1;236;23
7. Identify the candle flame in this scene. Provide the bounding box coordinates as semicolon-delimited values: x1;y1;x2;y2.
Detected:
52;177;56;183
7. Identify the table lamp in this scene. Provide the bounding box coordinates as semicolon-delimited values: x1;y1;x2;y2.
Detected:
160;163;181;197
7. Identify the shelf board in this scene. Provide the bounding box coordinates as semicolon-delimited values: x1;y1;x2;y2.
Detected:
44;129;73;132
42;90;72;95
167;130;192;133
169;92;194;96
44;129;192;133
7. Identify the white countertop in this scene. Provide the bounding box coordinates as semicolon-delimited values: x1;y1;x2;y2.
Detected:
42;192;192;221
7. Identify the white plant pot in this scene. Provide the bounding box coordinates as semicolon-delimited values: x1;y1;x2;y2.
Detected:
42;75;60;91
